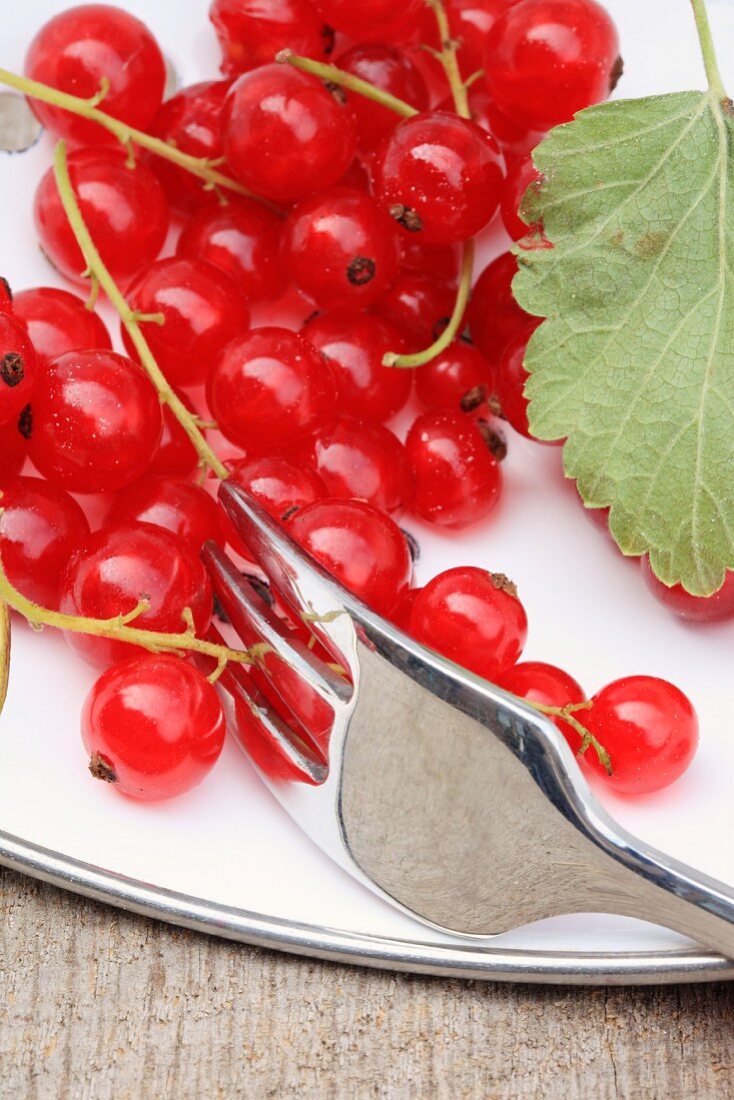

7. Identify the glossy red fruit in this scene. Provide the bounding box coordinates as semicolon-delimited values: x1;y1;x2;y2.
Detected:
24;4;166;146
147;389;201;479
406;411;502;527
283;188;400;312
372;111;504;245
300;313;411;422
28;349;162;493
288;498;411;614
583;676;698;795
222;65;356;202
210;0;333;76
375;271;457;350
314;0;423;41
13;286;111;366
305;417;413;513
390;585;422;631
484;97;546;160
176;200;286;303
446;0;524;73
148;80;230;215
0;279;13;314
640;558;734;624
415;340;494;414
485;0;621;132
498;661;586;750
0;314;38;428
59;523;212;668
409;566;527;681
82;655;226;800
0;419;28;483
399;240;459;281
337;44;429;152
107;476;223;555
501;155;543;240
467;251;535;366
34;147;168;287
223;455;326;557
121;258;250;387
207;327;337;454
0;476;90;607
495;323;542;438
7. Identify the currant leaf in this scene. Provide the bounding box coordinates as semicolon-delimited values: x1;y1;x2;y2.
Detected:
514;90;734;596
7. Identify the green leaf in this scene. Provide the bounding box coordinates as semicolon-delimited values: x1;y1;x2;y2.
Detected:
514;90;734;596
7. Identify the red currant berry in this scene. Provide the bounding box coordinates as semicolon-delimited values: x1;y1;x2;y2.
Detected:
498;661;586;751
147;389;201;479
415;340;494;414
148;80;230;215
301;313;411;422
312;0;424;41
406;411;502;528
372;111;504;245
0;314;38;428
375;270;457;350
399;240;459;282
224;455;326;557
336;44;429;152
0;278;13;314
28;350;162;493
82;654;225;800
289;498;411;615
500;155;543;241
122;258;250;388
446;0;524;74
176;199;286;304
210;0;333;76
222;65;356;202
13;286;111;366
484;98;545;160
640;558;734;624
337;158;371;191
467;251;535;366
107;476;223;556
304;416;413;513
495;323;542;438
207;327;337;454
24;5;166;146
34;147;168;287
409;567;527;681
283;188;400;312
390;585;422;631
485;0;621;132
59;523;212;668
583;676;698;795
0;476;90;607
0;419;28;484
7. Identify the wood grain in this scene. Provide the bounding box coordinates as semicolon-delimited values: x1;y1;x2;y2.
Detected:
1;868;733;1099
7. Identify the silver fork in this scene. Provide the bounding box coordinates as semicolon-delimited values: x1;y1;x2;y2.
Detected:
202;481;734;957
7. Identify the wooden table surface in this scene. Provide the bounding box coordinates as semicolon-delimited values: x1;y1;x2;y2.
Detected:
1;868;733;1098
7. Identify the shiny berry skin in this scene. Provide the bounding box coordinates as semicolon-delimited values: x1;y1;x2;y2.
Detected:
300;313;410;422
390;585;421;631
399;240;459;281
0;476;90;607
222;66;356;203
336;44;429;152
313;0;424;42
13;286;111;366
121;258;250;388
24;4;166;146
107;476;223;556
485;0;621;133
82;655;226;801
176;199;286;304
0;279;13;314
224;455;326;557
406;411;502;528
148;389;201;479
485;98;546;160
59;523;212;669
501;155;543;240
498;661;586;750
445;0;524;73
467;252;535;366
210;0;333;76
415;340;494;414
0;419;28;483
148;81;230;215
640;558;734;624
207;327;337;454
34;147;168;287
283;188;400;312
0;314;38;428
582;676;698;795
372;111;504;245
28;349;162;494
375;271;457;350
409;567;527;681
304;417;413;513
288;498;411;615
495;324;541;438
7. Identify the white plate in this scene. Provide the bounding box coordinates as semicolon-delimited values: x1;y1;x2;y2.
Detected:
1;0;734;985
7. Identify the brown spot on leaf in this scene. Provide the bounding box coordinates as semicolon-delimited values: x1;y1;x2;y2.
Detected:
635;230;667;259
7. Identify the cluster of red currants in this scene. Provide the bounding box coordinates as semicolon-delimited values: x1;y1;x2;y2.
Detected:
0;0;699;801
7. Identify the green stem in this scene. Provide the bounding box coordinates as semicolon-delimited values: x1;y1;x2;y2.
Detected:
383;239;474;368
276;50;418;117
690;0;728;100
426;0;470;118
532;700;612;775
53;142;229;480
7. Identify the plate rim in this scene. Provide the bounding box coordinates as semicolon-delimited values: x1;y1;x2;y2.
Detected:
1;827;732;986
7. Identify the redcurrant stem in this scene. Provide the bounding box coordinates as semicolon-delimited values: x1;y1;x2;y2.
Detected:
0;67;281;211
53;141;229;481
383;239;474;368
532;699;612;775
690;0;728;101
276;50;419;118
425;0;470;119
